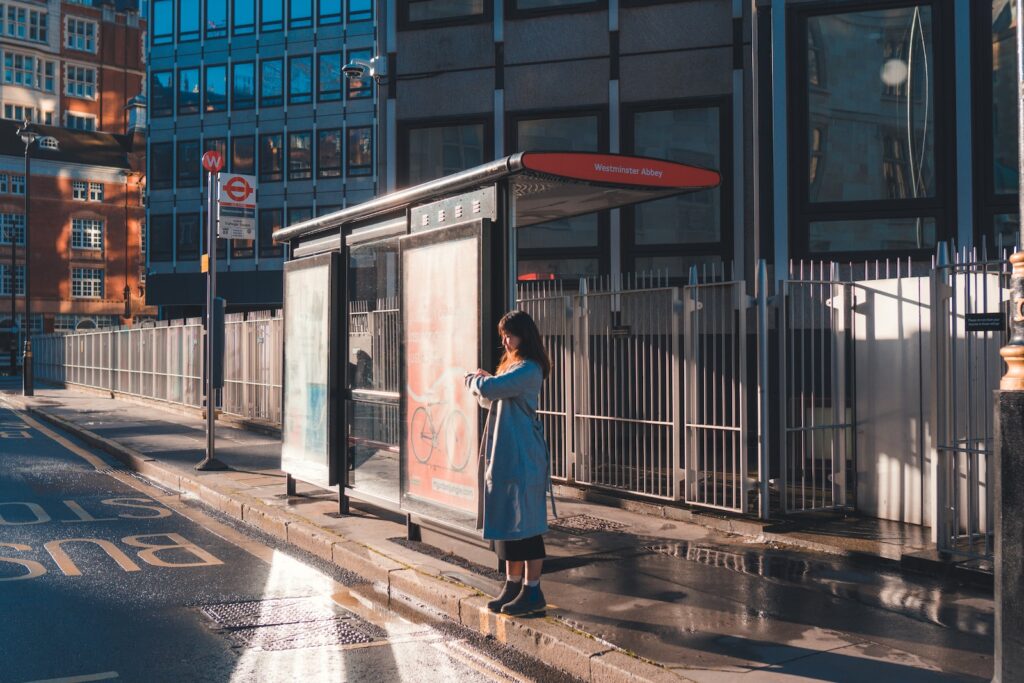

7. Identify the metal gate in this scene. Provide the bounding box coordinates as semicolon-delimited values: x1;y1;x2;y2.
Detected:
934;253;1009;561
778;265;854;513
574;281;682;499
517;282;573;482
682;280;749;513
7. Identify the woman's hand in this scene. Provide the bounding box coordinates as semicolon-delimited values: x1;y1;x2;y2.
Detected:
472;368;492;378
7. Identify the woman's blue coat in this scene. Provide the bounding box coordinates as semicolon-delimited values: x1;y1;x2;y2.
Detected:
468;360;549;541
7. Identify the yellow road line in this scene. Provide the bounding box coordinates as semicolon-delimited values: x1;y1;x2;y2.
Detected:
11;409;109;471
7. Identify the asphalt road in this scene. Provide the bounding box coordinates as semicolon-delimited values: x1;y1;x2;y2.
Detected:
0;399;574;683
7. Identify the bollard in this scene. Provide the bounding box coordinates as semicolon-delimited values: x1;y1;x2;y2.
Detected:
994;390;1024;682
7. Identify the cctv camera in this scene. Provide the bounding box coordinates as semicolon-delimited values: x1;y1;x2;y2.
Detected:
342;61;369;79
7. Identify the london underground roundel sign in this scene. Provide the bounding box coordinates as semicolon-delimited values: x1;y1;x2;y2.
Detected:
223;175;254;202
202;150;225;173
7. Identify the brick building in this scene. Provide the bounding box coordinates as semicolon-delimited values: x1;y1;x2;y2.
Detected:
0;117;153;362
1;0;145;133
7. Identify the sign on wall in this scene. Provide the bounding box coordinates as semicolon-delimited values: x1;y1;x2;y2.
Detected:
217;173;257;240
401;223;484;527
281;253;338;489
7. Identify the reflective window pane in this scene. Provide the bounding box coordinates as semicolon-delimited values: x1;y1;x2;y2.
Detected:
179;0;199;40
261;0;283;31
405;123;484;186
808;217;936;253
177;213;201;260
260;133;284;182
633;107;720;245
347;127;372;176
204;64;227;113
206;0;228;37
150;214;173;261
993;0;1018;195
151;70;173;117
233;0;255;33
995;213;1020;252
150;142;173;189
289;0;312;28
806;7;934;202
232;135;255;174
317;129;342;178
288;131;313;180
232;62;255;110
178;67;200;115
346;48;372;100
516;115;599;249
348;0;371;21
176;140;200;188
517;258;599;281
514;0;595;11
259;207;283;257
319;0;341;23
289;56;312;104
153;0;173;43
260;59;283;107
318;52;342;102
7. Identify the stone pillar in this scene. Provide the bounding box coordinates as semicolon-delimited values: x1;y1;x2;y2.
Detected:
994;391;1024;682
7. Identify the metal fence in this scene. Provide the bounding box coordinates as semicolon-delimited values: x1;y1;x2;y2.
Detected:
33;311;282;424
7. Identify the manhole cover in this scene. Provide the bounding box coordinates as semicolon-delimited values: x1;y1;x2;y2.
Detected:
550;514;628;535
200;597;385;651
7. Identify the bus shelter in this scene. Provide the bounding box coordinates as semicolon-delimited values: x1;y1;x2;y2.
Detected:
273;151;719;541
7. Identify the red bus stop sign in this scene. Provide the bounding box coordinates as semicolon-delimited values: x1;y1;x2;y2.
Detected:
202;150;225;173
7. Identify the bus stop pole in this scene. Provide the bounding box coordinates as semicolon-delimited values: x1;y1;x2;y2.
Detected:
197;168;227;471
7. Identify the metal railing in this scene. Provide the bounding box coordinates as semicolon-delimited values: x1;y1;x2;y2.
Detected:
33;311;282;425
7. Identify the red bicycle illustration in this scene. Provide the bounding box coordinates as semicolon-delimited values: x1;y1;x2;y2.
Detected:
407;369;473;472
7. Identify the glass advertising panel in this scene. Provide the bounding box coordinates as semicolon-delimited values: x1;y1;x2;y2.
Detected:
282;253;338;488
401;223;483;529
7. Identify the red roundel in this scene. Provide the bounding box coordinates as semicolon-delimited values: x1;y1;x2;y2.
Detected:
223;175;254;202
202;150;225;173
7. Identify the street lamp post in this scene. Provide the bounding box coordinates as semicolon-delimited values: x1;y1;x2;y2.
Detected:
16;122;38;397
7;185;15;373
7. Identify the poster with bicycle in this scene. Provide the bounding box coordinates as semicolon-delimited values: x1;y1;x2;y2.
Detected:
401;226;481;522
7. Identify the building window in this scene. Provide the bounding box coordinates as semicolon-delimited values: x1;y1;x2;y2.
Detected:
512;112;603;280
233;0;255;34
288;55;312;104
3;51;36;87
5;6;48;42
0;264;24;296
258;207;282;257
178;0;199;40
260;58;282;108
289;0;312;27
318;52;342;102
260;133;283;182
0;174;6;193
72;180;88;200
65;18;97;52
400;0;485;27
177;140;201;188
178;67;200;115
66;112;95;130
401;120;485;187
206;0;228;38
794;3;946;257
72;218;104;250
232;135;255;174
151;70;174;117
317;128;342;178
623;104;728;277
89;182;103;201
347;127;372;176
288;206;313;224
176;213;200;260
9;174;24;194
66;64;96;99
0;213;25;244
232;62;255;110
150;142;173;189
205;137;227;164
71;268;104;298
152;0;173;44
261;0;282;32
346;48;372;99
319;0;341;25
205;64;227;112
348;0;372;22
149;214;173;261
288;132;313;180
981;0;1019;250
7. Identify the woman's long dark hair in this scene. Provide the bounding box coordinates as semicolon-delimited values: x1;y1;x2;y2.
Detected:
496;310;551;379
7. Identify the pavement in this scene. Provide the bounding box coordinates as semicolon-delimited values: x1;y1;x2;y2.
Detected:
0;381;996;682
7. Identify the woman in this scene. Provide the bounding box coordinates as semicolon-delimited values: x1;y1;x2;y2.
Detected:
466;310;552;617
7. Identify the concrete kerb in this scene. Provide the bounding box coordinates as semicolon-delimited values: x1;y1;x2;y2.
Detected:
15;400;695;682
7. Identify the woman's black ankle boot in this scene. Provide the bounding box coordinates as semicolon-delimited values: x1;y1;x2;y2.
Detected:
487;580;523;613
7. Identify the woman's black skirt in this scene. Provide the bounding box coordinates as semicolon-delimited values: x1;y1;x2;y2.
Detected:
494;535;546;561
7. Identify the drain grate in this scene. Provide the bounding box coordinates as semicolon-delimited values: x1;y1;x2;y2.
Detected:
200;597;385;651
550;514;628;535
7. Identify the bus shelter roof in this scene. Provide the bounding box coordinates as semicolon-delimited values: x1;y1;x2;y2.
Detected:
273;151;720;245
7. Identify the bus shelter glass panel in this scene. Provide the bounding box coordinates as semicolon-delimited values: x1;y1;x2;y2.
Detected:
281;253;338;488
401;223;483;530
346;237;401;503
